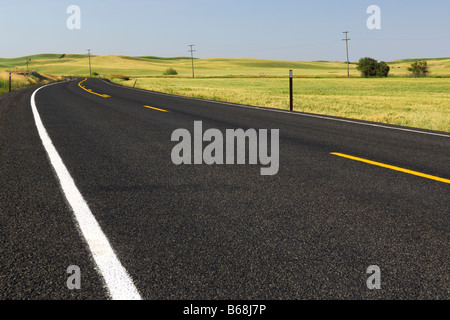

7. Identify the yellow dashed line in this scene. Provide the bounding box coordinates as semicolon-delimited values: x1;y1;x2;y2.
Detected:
331;152;450;184
143;105;168;112
78;78;110;98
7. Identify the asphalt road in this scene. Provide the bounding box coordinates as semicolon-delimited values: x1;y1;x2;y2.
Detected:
0;78;448;300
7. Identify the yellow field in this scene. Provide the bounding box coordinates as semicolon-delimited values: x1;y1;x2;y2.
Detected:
1;54;449;132
0;71;34;84
3;54;450;77
112;77;450;132
0;71;62;94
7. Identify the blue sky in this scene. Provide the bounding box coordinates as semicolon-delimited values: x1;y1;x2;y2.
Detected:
1;0;449;61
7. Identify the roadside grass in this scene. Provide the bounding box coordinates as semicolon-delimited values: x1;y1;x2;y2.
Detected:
112;77;450;132
1;53;449;132
0;71;62;94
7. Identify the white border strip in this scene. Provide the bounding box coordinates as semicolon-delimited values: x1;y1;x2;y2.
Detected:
31;82;142;300
101;79;450;139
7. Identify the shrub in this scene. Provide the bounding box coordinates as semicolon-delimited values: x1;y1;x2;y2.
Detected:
408;61;429;77
356;57;390;77
110;74;130;80
163;67;178;76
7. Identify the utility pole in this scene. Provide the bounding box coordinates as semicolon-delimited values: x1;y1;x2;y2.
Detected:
188;45;196;78
26;58;31;74
342;32;351;77
87;49;92;77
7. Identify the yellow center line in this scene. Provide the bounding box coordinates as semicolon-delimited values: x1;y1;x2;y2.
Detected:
78;78;111;98
143;105;169;112
331;152;450;184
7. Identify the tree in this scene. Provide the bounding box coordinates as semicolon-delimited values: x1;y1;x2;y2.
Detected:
356;57;390;77
356;57;378;77
408;61;429;77
377;61;390;77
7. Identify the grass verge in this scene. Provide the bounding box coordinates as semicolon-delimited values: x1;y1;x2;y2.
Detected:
111;76;450;133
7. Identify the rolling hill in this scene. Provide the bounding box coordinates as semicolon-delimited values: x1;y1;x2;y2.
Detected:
2;53;449;78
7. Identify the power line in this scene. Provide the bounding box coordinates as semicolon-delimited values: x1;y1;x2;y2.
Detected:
342;32;351;77
188;45;196;78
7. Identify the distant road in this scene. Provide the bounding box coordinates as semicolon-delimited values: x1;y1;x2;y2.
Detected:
0;78;448;299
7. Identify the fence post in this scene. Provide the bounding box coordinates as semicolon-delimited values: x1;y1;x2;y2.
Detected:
289;70;293;111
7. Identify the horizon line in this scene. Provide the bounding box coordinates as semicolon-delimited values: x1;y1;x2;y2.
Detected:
1;53;449;64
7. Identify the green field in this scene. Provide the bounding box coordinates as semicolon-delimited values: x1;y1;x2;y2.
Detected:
1;53;449;132
0;54;356;77
3;53;450;77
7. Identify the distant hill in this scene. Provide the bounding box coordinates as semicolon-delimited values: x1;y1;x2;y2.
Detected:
1;54;449;77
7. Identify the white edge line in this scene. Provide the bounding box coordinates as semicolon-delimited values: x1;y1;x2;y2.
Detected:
31;82;142;300
100;79;450;139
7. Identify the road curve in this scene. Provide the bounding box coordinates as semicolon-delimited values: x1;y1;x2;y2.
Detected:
0;78;448;300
